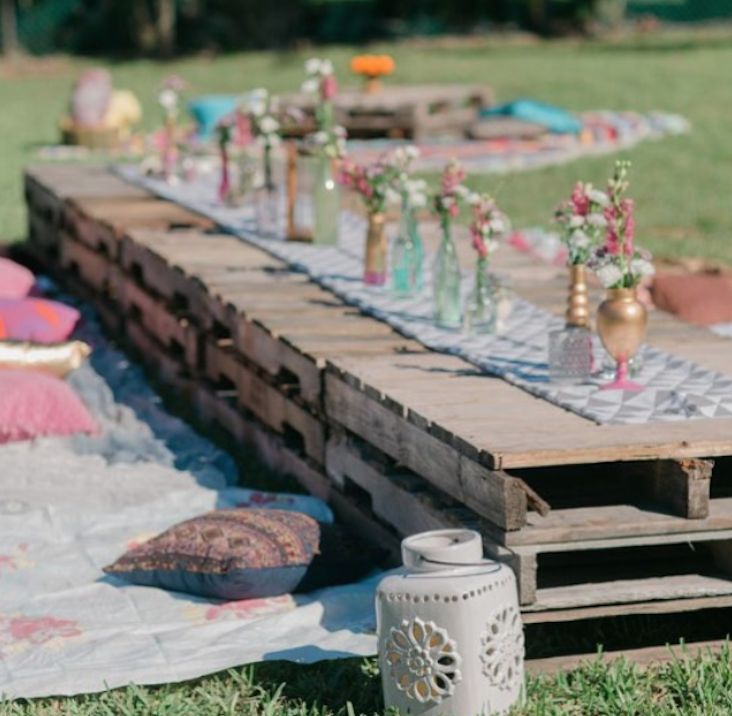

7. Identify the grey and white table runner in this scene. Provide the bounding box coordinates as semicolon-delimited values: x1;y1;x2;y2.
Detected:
117;166;732;425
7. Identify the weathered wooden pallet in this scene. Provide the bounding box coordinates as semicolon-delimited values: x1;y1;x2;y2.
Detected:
283;84;493;140
204;338;326;465
59;233;122;300
326;431;732;611
324;352;722;534
119;275;199;370
65;196;215;259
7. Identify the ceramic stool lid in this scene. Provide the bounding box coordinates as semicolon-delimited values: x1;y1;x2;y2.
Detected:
401;529;483;572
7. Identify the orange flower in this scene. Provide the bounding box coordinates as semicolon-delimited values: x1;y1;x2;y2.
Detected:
350;54;395;79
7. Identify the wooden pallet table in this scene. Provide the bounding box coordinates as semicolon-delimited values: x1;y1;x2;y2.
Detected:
20;163;732;663
282;84;493;140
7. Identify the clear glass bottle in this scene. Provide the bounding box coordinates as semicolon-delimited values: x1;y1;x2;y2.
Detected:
464;256;498;335
391;199;424;298
312;154;340;246
433;218;462;329
255;145;281;236
290;150;340;245
364;212;387;286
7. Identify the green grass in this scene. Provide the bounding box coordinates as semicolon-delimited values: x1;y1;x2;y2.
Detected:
6;646;732;715
4;29;732;262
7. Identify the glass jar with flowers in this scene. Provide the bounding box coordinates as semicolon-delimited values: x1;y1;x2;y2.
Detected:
432;159;468;329
157;75;186;183
289;58;347;245
548;181;609;382
589;161;655;391
248;88;283;235
464;194;509;335
338;153;402;286
388;146;426;297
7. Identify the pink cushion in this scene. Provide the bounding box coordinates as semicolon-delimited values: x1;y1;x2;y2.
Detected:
0;370;97;444
0;258;34;298
0;298;80;343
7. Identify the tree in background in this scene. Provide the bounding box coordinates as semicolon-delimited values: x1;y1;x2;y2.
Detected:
1;0;19;57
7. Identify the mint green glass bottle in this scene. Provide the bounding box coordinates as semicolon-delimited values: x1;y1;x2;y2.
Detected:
391;198;424;297
433;217;462;328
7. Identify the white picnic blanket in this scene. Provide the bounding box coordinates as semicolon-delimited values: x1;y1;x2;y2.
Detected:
0;297;379;701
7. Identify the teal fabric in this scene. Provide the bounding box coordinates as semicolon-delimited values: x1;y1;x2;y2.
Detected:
188;95;239;140
480;99;583;134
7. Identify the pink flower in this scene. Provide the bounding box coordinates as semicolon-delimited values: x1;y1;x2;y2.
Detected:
0;555;16;571
321;75;338;101
471;227;488;258
9;616;81;645
604;199;634;256
570;182;590;216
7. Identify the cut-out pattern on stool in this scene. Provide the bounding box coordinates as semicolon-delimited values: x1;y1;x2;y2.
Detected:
480;605;524;691
385;616;462;704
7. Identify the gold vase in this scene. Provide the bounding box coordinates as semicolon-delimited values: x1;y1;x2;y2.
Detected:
364;212;387;286
566;264;590;328
596;287;647;391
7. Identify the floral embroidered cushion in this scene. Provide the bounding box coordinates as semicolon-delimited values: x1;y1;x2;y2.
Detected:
0;369;98;444
0;298;80;343
104;509;322;600
0;258;35;298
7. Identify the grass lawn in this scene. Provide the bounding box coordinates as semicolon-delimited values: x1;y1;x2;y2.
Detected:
3;28;732;263
4;28;732;714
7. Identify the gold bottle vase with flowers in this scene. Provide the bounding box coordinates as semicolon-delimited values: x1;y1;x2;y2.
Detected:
588;161;655;391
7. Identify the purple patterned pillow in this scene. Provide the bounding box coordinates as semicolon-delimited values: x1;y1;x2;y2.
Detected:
104;509;321;600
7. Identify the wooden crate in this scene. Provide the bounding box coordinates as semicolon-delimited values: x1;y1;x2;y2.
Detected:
59;233;122;300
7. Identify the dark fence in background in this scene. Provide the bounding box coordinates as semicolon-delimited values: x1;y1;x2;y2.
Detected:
11;0;732;55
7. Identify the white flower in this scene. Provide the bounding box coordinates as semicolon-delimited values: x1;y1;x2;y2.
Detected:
385;188;401;205
158;89;178;111
570;230;590;248
466;192;481;206
453;184;470;198
312;131;328;145
586;212;607;228
588;189;610;207
333;125;347;138
569;215;586;229
320;59;334;75
251;87;268;101
249;99;266;116
596;263;624;288
405;145;420;160
259;116;280;134
305;58;322;75
301;78;319;95
631;258;655;277
489;217;506;234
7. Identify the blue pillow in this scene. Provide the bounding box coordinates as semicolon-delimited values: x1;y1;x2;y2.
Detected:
187;95;239;140
480;99;582;135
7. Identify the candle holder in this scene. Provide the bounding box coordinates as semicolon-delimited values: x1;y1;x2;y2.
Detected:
377;530;524;716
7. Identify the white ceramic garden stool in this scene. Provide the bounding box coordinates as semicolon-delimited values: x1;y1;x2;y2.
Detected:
376;529;524;716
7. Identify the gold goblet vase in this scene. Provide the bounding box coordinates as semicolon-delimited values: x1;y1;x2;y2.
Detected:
596;287;647;391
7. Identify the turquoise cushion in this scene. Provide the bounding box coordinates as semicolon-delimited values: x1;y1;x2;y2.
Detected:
187;95;239;140
480;99;582;134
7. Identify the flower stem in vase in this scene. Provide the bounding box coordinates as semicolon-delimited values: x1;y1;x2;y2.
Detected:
162;116;177;181
596;287;647;391
218;142;231;204
433;218;462;329
364;212;387;285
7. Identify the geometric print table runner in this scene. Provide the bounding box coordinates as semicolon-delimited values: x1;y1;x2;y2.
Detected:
117;166;732;425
